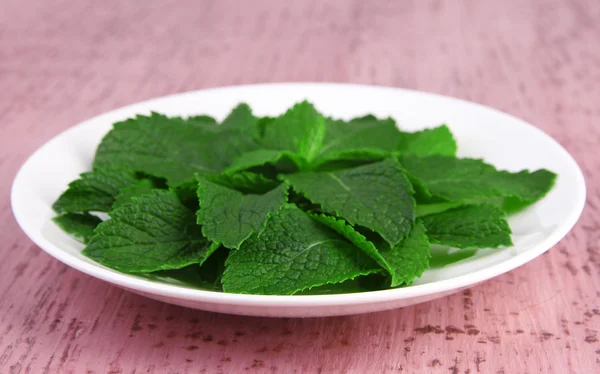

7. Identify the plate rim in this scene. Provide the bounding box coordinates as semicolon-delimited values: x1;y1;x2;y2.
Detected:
11;82;587;308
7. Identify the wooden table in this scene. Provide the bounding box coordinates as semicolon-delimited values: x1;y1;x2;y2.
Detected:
2;0;599;372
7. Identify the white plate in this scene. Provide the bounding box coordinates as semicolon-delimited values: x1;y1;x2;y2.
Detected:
11;83;586;317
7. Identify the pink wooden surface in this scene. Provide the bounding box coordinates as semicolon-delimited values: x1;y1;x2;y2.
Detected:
1;0;599;372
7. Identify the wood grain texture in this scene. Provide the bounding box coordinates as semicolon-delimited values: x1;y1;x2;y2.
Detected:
1;0;599;372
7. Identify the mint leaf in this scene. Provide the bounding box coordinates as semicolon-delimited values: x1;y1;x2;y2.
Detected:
261;101;326;162
53;213;102;243
319;148;389;162
172;179;200;210
284;158;415;247
49;101;561;295
400;155;557;206
93;113;258;185
83;190;218;273
183;115;217;127
196;179;288;249
317;116;400;163
222;205;380;295
313;158;382;172
204;171;279;194
312;215;430;286
138;247;228;291
112;179;157;210
52;168;139;213
421;204;512;248
295;278;374;295
501;196;536;215
378;220;430;285
309;213;388;268
397;125;457;156
257;116;274;138
226;149;304;174
416;201;465;217
429;247;477;268
220;103;258;137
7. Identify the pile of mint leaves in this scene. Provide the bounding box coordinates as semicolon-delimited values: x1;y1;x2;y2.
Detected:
52;101;556;295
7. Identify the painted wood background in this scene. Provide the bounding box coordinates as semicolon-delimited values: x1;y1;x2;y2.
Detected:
1;0;599;372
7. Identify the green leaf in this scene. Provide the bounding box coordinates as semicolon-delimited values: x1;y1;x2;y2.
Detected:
317;116;400;163
53;213;102;244
261;101;326;162
399;155;557;207
313;158;382;172
93;112;259;185
312;215;430;286
220;103;258;137
501;196;536;215
404;172;434;202
421;204;512;249
196;179;288;249
322;148;390;162
204;171;280;194
222;205;380;295
429;246;477;268
172;178;200;210
83;190;218;273
184;115;217;126
138;247;229;291
294;277;374;295
397;125;457;156
257;116;274;138
52;168;139;213
314;149;390;172
322;116;377;142
416;201;465;217
309;213;388;269
226;149;304;174
378;220;430;285
112;179;157;210
284;158;415;247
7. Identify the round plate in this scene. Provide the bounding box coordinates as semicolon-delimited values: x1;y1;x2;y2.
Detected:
11;83;586;317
